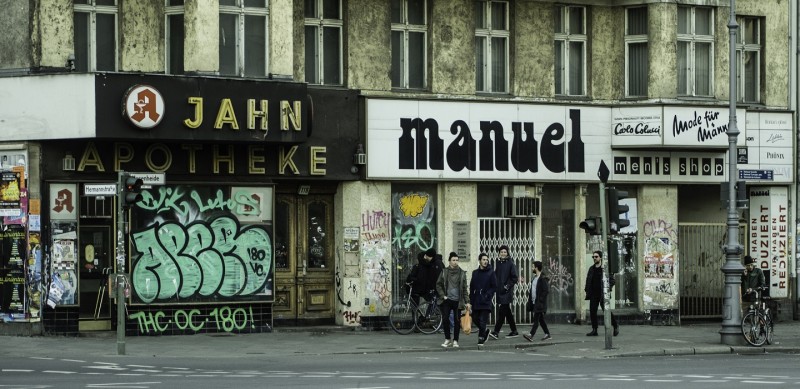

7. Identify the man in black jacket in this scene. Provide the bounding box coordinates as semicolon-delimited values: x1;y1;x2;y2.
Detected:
585;250;619;336
406;248;443;305
489;245;519;339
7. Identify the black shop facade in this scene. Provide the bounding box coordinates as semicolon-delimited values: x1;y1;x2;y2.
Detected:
23;74;359;336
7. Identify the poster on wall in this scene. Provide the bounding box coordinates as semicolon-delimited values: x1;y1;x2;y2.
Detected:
48;222;78;307
49;183;78;220
26;232;42;320
0;226;27;320
130;185;274;304
749;187;789;298
0;170;22;216
643;236;678;309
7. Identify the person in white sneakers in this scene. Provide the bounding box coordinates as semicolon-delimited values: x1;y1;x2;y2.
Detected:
436;252;470;348
523;261;551;342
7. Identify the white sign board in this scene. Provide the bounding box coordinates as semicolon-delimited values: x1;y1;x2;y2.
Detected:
84;183;117;196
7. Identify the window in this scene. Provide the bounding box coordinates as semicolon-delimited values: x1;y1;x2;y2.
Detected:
625;7;648;97
219;0;268;77
736;17;761;103
475;0;509;93
677;6;714;96
165;0;184;75
305;0;343;85
73;0;118;72
391;0;427;89
554;5;587;96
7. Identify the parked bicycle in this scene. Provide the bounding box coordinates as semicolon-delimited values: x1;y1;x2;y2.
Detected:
388;285;443;335
740;286;774;346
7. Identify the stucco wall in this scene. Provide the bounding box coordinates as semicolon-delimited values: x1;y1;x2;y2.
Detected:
441;183;478;272
0;0;32;69
737;0;791;107
513;1;553;97
185;0;218;74
120;1;163;72
590;6;624;101
430;0;473;95
346;0;390;90
269;0;293;77
36;0;72;69
648;2;678;99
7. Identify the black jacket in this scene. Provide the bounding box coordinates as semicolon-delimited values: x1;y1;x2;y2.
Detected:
494;257;519;304
585;265;614;302
528;275;549;313
469;265;497;310
406;253;443;296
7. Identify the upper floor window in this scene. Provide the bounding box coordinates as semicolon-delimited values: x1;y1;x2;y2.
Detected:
625;7;648;97
74;0;118;72
219;0;268;77
475;0;509;93
554;5;587;96
677;6;714;97
391;0;427;89
736;16;761;103
165;0;184;75
305;0;343;85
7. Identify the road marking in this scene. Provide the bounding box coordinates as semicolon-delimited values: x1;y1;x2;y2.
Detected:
340;375;373;378
61;359;86;363
645;379;683;382
42;370;76;374
655;339;689;343
510;378;545;380
422;377;456;380
598;378;636;381
378;376;413;379
2;369;34;372
741;381;784;385
691;380;728;383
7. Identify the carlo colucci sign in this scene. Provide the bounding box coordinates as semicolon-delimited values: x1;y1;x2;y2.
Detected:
366;99;740;183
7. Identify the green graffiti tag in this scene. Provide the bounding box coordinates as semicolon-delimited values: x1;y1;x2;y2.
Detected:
138;187;260;217
131;215;271;303
129;306;257;334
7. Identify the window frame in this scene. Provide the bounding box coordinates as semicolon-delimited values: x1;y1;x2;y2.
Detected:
165;0;185;75
304;0;344;85
474;0;510;94
554;5;587;97
73;0;119;72
676;6;715;97
218;0;269;77
735;16;761;104
391;0;428;90
624;6;648;98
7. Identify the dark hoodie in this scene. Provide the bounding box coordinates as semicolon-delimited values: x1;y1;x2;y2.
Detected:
494;245;519;304
470;263;497;310
406;250;444;296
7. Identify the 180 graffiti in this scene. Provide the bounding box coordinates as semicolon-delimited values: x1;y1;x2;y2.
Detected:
128;306;263;334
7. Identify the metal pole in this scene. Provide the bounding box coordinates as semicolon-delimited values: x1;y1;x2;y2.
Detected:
720;0;745;345
116;171;126;355
599;183;612;350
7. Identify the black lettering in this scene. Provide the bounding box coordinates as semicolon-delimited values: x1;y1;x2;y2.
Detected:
446;120;476;171
510;122;538;172
567;109;585;172
541;123;565;173
479;121;508;171
398;118;444;170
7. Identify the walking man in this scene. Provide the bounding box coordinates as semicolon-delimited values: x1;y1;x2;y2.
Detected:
585;250;619;336
469;253;496;348
436;252;470;348
523;261;551;342
489;245;519;339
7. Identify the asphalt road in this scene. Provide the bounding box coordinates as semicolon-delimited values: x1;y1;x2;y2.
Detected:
1;349;798;388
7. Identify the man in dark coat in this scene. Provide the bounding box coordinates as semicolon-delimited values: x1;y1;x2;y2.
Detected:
489;245;519;339
523;260;551;341
585;250;619;336
406;248;443;304
741;255;765;302
469;252;496;347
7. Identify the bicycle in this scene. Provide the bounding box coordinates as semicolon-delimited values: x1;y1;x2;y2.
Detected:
740;286;774;346
388;285;443;335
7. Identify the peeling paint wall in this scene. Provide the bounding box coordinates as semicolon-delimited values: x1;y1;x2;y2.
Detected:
590;5;624;101
648;3;678;98
441;183;477;270
513;2;553;97
37;0;72;69
638;185;679;310
185;0;218;74
269;0;293;77
120;1;163;72
737;0;791;107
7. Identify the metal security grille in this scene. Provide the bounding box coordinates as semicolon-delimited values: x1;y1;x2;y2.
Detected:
678;223;746;319
479;218;536;324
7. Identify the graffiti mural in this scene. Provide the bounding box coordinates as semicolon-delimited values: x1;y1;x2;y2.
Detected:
361;210;391;314
131;185;273;304
391;185;437;302
128;305;268;335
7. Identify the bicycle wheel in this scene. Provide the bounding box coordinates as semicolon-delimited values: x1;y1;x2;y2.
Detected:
415;301;443;334
388;302;416;335
741;312;767;346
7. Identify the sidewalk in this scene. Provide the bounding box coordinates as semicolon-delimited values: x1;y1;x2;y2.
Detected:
2;321;799;360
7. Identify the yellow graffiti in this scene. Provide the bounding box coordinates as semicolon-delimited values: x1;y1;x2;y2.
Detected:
399;194;428;217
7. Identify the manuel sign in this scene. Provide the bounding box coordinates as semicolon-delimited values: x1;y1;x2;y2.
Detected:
366;99;608;181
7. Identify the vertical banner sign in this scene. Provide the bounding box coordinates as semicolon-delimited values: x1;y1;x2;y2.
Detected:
749;187;788;298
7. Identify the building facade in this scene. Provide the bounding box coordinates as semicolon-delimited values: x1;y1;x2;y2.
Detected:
0;0;796;336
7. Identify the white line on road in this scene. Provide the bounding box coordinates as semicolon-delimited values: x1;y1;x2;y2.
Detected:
645;380;683;383
42;370;76;374
377;376;413;379
340;375;373;378
741;381;784;385
510;378;545;381
341;387;390;389
61;359;85;363
85;383;161;387
691;380;728;383
422;377;456;380
2;369;34;372
598;378;636;381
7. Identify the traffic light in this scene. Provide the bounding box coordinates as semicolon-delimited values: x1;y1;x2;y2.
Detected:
579;216;602;236
607;187;630;234
120;173;144;208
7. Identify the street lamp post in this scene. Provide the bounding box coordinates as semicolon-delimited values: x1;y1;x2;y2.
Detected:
720;0;745;345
